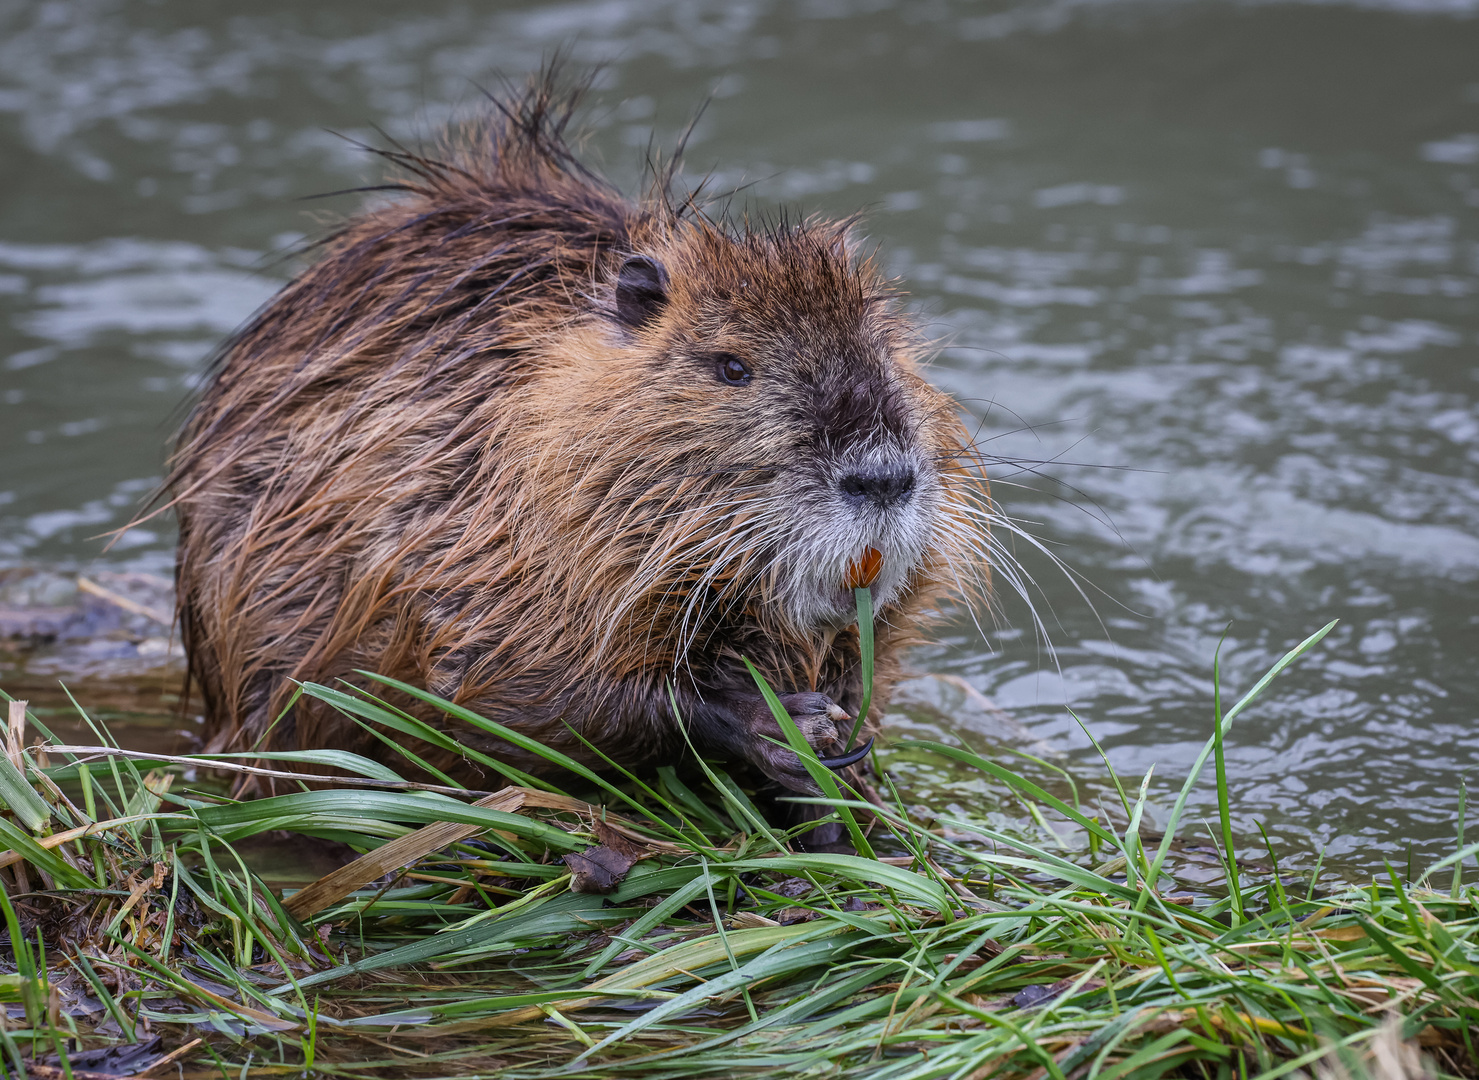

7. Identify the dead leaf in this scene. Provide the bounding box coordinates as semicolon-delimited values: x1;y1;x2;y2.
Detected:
565;845;639;894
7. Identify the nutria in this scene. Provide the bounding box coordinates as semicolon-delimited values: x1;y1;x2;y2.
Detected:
162;78;985;811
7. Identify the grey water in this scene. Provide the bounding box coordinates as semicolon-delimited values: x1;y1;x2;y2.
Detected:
3;0;1478;878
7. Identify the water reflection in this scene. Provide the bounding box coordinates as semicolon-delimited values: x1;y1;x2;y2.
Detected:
2;0;1478;876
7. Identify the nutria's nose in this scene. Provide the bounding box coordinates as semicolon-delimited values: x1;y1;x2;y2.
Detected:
839;464;916;509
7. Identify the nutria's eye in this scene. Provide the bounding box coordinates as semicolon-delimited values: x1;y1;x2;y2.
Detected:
714;353;752;386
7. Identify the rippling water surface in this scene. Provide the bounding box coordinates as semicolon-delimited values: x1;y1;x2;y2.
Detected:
3;0;1478;876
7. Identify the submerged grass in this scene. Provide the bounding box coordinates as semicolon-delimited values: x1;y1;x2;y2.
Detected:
0;616;1473;1078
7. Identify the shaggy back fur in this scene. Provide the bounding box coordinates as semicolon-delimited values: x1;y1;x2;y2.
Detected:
167;78;984;786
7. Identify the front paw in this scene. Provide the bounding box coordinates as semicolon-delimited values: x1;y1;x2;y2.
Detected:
745;691;850;794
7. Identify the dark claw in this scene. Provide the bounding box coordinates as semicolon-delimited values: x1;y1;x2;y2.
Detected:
817;736;874;771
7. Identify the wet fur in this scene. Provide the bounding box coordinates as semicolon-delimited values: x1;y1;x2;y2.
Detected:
166;78;984;789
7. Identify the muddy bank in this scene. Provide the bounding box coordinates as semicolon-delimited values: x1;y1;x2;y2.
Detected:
0;566;189;754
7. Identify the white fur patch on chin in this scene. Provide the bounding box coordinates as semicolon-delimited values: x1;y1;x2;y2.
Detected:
779;540;924;630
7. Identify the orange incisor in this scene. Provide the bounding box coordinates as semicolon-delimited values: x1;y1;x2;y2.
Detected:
844;547;883;590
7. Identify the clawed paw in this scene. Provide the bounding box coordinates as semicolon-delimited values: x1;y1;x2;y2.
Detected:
746;691;852;794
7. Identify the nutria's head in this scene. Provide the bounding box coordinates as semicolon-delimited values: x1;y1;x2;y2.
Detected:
520;215;975;660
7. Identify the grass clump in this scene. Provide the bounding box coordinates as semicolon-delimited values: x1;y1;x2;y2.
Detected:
0;619;1472;1078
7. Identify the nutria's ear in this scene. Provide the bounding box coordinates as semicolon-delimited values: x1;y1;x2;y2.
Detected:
615;255;669;329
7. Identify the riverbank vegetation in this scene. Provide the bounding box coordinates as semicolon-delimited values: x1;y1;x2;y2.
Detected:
0;622;1474;1078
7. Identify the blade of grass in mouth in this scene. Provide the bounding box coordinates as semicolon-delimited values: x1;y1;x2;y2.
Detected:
843;586;874;751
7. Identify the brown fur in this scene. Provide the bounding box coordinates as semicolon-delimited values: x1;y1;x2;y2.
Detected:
163;78;985;794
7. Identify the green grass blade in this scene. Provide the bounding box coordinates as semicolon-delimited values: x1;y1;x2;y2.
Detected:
580;870;715;980
896;740;1121;850
1212;627;1245;925
744;658;874;859
844;585;874;750
188;789;583;850
301;681;550;790
725;854;950;910
0;750;50;832
1138;619;1337;909
199;749;408;782
575;931;871;1061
